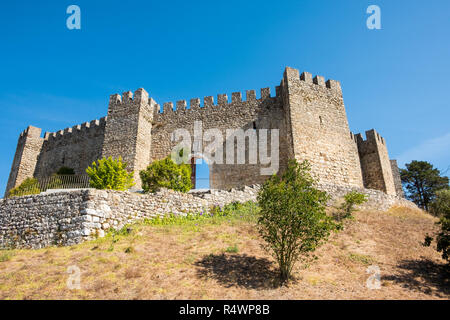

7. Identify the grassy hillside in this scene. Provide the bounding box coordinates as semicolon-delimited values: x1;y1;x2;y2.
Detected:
0;203;448;300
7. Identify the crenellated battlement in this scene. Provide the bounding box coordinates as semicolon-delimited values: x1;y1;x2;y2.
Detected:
355;129;386;146
108;89;157;120
43;117;107;142
284;67;342;93
109;88;149;106
18;126;42;141
155;86;281;115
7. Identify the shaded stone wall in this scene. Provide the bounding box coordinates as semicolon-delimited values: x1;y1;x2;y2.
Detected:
34;118;106;179
356;129;396;195
390;160;404;198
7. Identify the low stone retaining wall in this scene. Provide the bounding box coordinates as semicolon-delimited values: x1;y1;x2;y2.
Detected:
0;190;89;249
317;183;418;211
0;184;417;249
188;185;260;207
0;188;210;249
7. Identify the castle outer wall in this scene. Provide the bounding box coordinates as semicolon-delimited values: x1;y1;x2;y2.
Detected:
5;67;403;198
0;185;416;249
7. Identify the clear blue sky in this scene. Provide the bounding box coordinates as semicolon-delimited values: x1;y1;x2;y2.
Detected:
1;0;449;191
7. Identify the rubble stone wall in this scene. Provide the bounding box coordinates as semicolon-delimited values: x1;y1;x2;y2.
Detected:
0;184;416;249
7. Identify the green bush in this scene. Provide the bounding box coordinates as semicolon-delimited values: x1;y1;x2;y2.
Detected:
424;189;450;262
139;157;192;193
430;189;450;217
8;178;41;197
334;191;368;223
86;157;134;190
257;160;335;282
436;213;450;262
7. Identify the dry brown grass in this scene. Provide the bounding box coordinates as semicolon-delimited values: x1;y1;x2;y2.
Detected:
0;206;448;300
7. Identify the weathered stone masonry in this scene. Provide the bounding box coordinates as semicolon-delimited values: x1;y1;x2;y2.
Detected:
0;186;415;249
5;66;403;197
0;188;209;249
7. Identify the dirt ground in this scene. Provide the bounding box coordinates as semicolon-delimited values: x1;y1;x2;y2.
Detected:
0;206;448;300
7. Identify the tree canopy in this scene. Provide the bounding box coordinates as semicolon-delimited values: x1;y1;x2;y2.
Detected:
400;160;449;211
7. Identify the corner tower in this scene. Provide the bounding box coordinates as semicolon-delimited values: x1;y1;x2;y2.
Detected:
355;129;396;195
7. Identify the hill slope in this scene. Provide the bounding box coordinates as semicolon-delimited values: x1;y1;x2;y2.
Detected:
0;205;448;299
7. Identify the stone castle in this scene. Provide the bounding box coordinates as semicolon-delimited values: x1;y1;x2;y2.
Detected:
5;67;404;198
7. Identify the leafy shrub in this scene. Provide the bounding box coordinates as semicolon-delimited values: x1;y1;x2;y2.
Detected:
139;157;192;193
424;189;450;262
334;191;368;223
429;189;450;217
436;214;450;262
86;157;134;190
257;160;335;282
56;166;75;175
8;178;41;197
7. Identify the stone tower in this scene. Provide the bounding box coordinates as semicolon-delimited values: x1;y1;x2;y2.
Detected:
101;88;155;188
280;67;364;188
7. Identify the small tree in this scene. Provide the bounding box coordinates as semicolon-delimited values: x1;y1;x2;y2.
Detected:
424;189;450;262
8;178;41;197
257;160;334;282
334;191;368;223
400;160;449;211
86;157;134;190
139;157;192;193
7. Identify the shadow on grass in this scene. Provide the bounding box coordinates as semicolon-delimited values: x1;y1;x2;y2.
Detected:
382;258;450;297
195;253;281;289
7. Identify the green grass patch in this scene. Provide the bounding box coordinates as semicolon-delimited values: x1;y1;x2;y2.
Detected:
225;245;239;253
143;201;259;228
0;250;15;262
348;252;375;265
